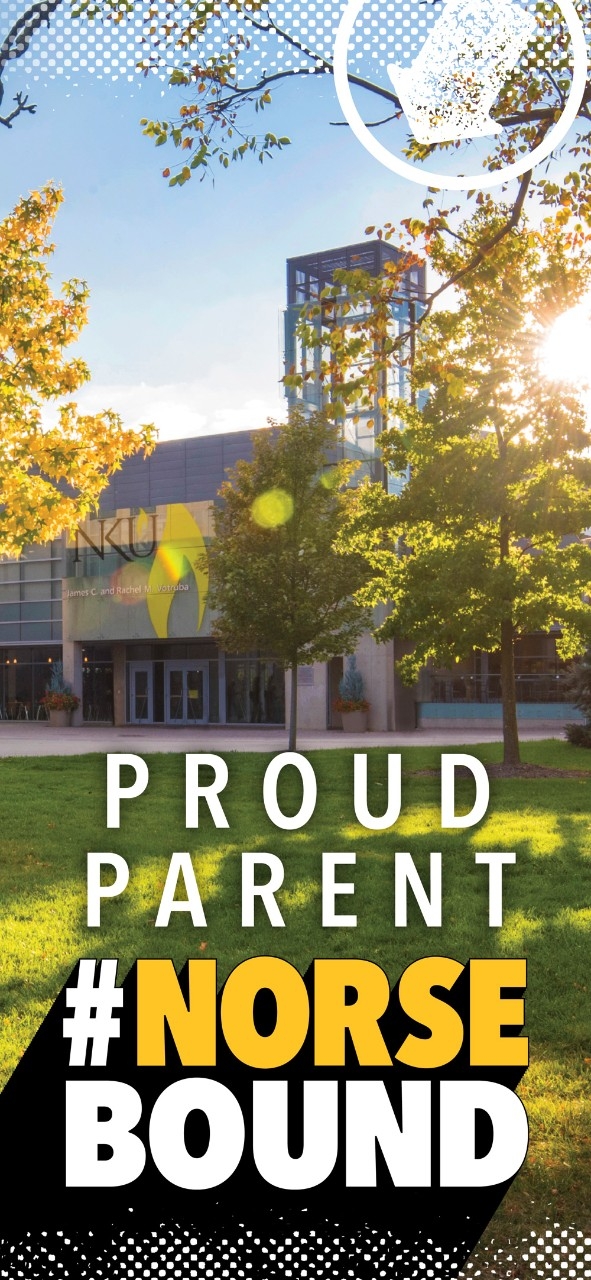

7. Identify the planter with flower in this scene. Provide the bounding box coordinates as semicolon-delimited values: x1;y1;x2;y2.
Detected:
334;656;369;732
41;663;80;727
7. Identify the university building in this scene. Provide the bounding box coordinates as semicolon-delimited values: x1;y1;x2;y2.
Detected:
0;242;578;730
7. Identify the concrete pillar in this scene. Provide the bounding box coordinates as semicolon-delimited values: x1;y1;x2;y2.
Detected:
285;662;327;731
61;640;84;727
392;639;418;731
354;632;396;731
218;649;227;725
112;643;126;727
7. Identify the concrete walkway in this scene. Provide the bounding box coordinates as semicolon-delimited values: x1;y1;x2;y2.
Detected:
0;721;568;756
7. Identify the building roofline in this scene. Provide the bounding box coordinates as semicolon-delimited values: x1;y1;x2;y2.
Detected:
286;239;402;266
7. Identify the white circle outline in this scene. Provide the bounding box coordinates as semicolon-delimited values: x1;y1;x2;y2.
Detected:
333;0;588;190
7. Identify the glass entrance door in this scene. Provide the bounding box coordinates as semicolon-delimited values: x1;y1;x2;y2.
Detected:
129;663;153;724
165;661;208;724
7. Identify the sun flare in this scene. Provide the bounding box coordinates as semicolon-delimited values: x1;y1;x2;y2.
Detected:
540;299;591;387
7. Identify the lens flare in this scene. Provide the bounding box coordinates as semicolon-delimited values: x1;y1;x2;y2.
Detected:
155;545;186;580
251;488;294;528
320;468;340;490
110;561;150;604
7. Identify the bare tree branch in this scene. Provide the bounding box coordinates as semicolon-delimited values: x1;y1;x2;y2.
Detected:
0;89;36;127
0;0;62;128
246;12;404;109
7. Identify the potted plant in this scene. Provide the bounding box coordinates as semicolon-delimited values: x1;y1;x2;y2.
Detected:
40;663;80;727
334;655;369;732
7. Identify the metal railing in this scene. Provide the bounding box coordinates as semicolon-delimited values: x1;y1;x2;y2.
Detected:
423;673;571;704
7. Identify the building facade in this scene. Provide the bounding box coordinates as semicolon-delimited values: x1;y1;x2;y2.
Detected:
0;433;287;727
0;421;414;731
0;241;580;731
0;425;579;731
0;412;411;732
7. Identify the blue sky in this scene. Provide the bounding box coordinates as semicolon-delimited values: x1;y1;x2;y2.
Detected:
0;7;426;441
2;0;581;441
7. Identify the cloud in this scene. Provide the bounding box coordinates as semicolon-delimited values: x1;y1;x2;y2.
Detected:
73;377;288;441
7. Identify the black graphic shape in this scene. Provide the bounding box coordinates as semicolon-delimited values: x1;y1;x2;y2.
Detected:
0;959;528;1278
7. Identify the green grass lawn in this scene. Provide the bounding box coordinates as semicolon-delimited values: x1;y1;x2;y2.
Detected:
1;739;590;1253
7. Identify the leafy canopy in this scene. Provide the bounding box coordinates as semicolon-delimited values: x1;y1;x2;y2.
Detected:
30;0;591;337
81;0;591;226
328;204;591;681
0;185;154;555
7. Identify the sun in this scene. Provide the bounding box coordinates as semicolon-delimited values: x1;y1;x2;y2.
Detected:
540;298;591;387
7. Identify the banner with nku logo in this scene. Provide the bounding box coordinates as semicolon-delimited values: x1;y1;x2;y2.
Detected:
63;503;211;641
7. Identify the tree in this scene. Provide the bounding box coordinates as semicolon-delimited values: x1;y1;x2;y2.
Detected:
207;407;371;749
86;0;591;229
10;0;589;330
324;203;591;765
0;184;154;555
0;0;62;128
70;0;590;349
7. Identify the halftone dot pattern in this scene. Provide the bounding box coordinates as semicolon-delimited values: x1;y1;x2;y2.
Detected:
462;1227;591;1278
2;0;165;84
339;0;576;110
0;0;580;91
0;1221;471;1280
0;1222;590;1279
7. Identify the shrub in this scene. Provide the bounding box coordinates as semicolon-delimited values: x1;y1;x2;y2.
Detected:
42;661;80;713
334;656;369;713
564;654;591;746
41;691;80;712
564;722;591;748
564;652;591;721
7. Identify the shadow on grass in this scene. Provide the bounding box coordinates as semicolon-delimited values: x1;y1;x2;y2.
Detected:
1;749;591;1237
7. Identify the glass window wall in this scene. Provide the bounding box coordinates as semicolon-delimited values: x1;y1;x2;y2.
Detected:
82;646;114;723
225;657;284;724
420;634;573;704
0;648;62;720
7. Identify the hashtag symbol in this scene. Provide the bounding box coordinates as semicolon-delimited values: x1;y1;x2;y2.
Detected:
62;959;124;1067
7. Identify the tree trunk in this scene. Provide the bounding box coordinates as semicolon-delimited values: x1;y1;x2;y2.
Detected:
288;661;298;752
500;617;520;766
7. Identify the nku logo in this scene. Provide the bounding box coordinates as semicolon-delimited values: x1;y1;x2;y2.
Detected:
333;0;587;189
